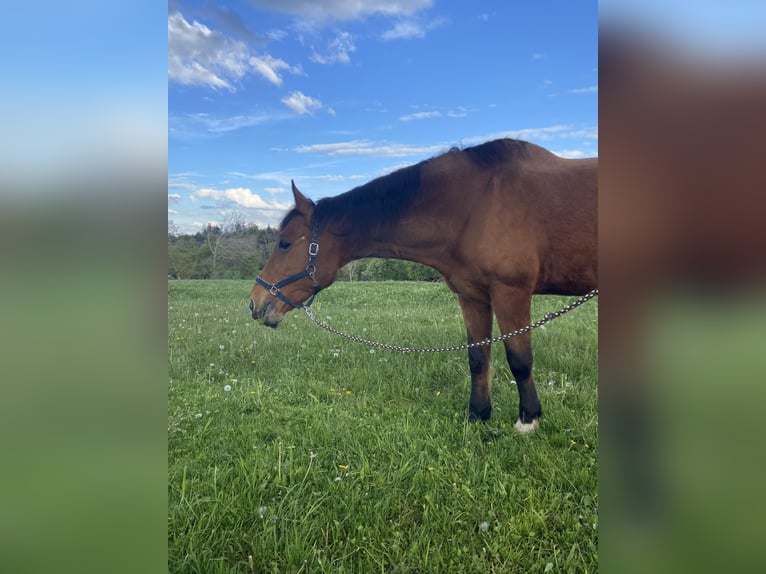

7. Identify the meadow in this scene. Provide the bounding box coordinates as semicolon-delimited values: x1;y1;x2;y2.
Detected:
168;280;598;573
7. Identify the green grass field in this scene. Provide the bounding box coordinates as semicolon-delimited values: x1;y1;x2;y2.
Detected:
168;280;598;573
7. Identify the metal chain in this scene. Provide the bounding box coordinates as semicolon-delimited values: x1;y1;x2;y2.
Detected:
302;288;598;354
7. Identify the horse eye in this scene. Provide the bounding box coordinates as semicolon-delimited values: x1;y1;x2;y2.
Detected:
278;240;291;250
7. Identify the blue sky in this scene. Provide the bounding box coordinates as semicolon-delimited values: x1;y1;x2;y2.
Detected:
168;0;598;233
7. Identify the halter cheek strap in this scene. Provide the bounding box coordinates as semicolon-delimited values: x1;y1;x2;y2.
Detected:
254;224;321;309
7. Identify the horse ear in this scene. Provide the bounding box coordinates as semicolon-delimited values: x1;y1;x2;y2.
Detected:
291;180;314;215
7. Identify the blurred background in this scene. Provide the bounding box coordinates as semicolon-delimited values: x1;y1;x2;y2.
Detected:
600;1;766;573
0;2;167;573
1;2;765;573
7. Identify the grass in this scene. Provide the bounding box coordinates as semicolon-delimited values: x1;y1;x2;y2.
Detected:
168;280;598;573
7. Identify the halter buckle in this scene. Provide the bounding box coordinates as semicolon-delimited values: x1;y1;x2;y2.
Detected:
308;242;319;256
269;285;279;296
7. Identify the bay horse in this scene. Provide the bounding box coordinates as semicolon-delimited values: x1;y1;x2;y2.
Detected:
249;138;597;432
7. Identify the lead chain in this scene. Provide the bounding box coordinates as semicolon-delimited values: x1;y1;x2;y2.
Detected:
302;289;598;354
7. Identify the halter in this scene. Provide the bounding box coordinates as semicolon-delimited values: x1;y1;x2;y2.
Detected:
254;223;321;310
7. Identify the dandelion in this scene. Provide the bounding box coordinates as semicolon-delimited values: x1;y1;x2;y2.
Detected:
224;385;232;391
195;413;203;419
249;391;256;395
338;464;349;471
309;451;317;460
219;345;225;350
435;391;441;397
334;477;342;483
584;443;590;449
369;348;376;354
427;467;434;472
479;521;490;532
345;390;352;395
569;439;576;446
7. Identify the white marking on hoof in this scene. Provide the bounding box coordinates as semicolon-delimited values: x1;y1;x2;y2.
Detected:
514;418;539;433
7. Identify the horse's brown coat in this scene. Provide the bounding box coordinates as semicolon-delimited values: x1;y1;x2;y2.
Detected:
250;139;597;427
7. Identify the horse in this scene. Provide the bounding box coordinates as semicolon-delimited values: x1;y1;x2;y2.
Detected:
249;138;597;432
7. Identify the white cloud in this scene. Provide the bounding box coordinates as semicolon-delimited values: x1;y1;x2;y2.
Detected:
168;12;246;90
295;125;598;159
168;193;182;202
282;91;323;115
381;16;445;40
249;54;296;86
464;125;598;144
399;110;441;121
247;0;432;22
170;111;290;139
310;31;356;64
191;187;292;210
382;20;425;40
569;85;598;94
168;12;299;90
553;149;589;159
295;139;444;157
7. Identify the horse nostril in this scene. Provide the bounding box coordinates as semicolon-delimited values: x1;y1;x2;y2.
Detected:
248;299;254;312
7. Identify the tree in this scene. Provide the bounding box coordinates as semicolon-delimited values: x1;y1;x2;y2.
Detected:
204;212;247;279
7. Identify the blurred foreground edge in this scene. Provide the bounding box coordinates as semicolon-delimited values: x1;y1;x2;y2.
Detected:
599;24;766;574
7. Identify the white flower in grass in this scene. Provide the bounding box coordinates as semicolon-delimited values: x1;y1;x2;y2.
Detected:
194;413;203;419
219;344;225;350
479;521;490;532
258;506;267;518
224;384;232;391
369;348;376;354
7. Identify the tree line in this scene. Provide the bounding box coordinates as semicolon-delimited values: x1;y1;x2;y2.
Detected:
168;217;441;282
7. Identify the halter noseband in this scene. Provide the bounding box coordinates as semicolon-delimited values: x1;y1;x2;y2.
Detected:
254;223;321;309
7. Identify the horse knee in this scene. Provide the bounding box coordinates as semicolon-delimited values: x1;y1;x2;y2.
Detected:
468;346;487;375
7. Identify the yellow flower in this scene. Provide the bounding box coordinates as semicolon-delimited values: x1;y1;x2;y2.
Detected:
569;439;576;446
435;391;441;397
345;390;352;395
584;443;590;449
338;464;349;471
427;467;434;472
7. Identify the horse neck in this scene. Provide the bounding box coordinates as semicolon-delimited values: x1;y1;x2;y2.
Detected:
337;202;454;270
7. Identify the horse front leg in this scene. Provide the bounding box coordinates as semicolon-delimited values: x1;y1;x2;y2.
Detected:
491;287;541;433
457;296;494;422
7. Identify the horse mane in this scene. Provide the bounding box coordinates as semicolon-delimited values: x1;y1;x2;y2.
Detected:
281;138;535;236
314;161;423;237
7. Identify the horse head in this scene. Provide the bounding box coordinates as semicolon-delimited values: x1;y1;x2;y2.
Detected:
249;182;341;327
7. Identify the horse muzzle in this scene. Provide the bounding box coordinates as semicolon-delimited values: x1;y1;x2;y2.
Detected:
249;297;284;328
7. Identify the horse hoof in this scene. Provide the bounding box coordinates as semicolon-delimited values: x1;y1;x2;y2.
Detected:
468;406;492;422
514;418;539;433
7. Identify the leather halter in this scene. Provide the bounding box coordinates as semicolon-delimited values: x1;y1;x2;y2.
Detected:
254;224;321;309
